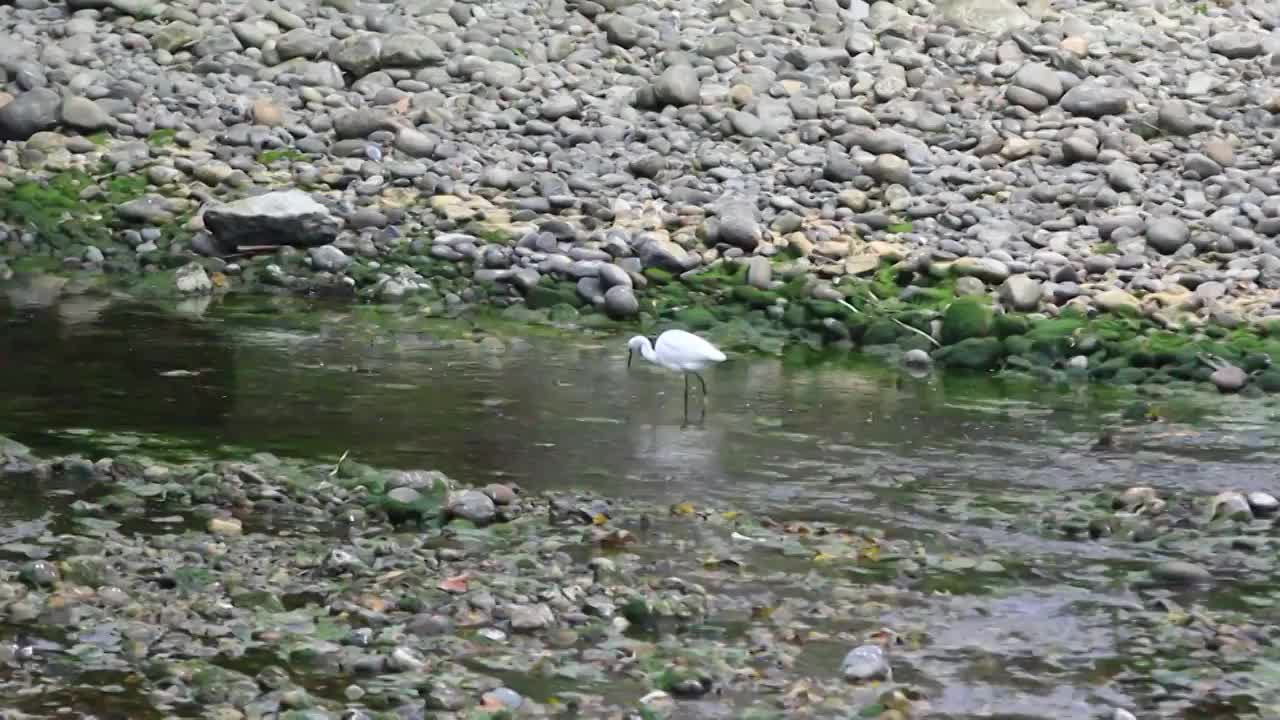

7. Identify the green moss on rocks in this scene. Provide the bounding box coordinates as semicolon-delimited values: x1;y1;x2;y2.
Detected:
643;268;674;285
147;128;177;147
1002;335;1034;358
256;149;308;164
993;313;1030;338
941;297;993;344
1113;367;1150;385
0;169;158;252
805;300;848;320
904;285;954;307
782;303;809;328
526;284;582;310
730;286;777;310
1025;316;1087;358
1258;368;1280;392
934;337;1004;371
673;307;716;331
862;318;900;346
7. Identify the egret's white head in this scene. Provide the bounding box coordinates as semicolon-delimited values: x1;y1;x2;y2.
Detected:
626;335;650;368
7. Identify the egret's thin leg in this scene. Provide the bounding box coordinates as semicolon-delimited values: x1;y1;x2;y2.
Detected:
683;373;690;421
694;372;708;399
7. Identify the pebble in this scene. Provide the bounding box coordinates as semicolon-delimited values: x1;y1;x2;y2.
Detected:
1246;491;1279;515
841;644;892;683
902;349;932;369
1151;560;1213;585
1209;490;1253;520
207;517;243;536
447;489;497;526
1209;365;1248;394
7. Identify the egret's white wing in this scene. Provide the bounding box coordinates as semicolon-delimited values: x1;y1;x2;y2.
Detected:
655;329;726;370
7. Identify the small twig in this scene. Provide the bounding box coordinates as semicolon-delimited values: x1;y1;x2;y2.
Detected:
863;287;941;348
891;317;941;347
836;299;862;315
329;449;350;477
1197;353;1227;371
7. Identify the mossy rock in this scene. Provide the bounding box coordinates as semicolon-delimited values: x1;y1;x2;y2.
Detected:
1262;319;1280;338
820;320;851;342
934;337;1004;371
1026;316;1087;358
862;318;900;346
1002;334;1034;358
731;285;778;309
376;486;447;525
525;284;581;309
1258;368;1280;392
1089;356;1130;380
782;303;809;328
777;276;810;300
993;313;1030;338
673;306;716;331
845;315;869;343
904;285;954;308
806;300;847;319
1241;352;1272;374
643;267;674;285
897;334;935;353
940;297;993;345
1112;367;1150;385
896;309;934;333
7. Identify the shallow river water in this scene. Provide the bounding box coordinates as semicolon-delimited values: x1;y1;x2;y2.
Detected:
3;286;1280;719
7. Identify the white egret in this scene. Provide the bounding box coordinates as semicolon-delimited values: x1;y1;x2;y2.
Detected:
627;329;727;420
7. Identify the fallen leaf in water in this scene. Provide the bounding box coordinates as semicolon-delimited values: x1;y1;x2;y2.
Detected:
591;513;609;526
438;575;469;593
587;527;635;547
671;502;695;516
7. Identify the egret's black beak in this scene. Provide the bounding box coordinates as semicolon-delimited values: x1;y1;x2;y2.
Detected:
627;348;633;369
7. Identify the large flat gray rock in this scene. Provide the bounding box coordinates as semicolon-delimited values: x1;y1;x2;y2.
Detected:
202;190;340;250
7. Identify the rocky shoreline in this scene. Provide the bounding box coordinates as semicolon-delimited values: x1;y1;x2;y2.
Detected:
2;0;1280;392
3;433;1280;718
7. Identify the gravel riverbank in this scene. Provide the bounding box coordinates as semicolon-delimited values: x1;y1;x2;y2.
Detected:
3;433;1280;718
2;0;1280;390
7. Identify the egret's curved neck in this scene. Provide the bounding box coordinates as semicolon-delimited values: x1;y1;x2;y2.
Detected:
638;338;658;363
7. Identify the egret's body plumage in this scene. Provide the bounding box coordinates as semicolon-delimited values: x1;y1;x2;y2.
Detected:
627;329;726;421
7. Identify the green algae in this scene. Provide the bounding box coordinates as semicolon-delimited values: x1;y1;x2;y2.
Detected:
0;168;159;253
256;148;308;164
146;128;177;147
940;297;993;344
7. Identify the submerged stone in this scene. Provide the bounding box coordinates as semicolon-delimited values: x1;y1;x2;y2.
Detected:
1151;560;1213;585
447;489;497;525
934;337;1004;370
841;644;892;683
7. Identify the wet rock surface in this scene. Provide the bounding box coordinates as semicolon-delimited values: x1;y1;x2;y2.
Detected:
1;423;1280;719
